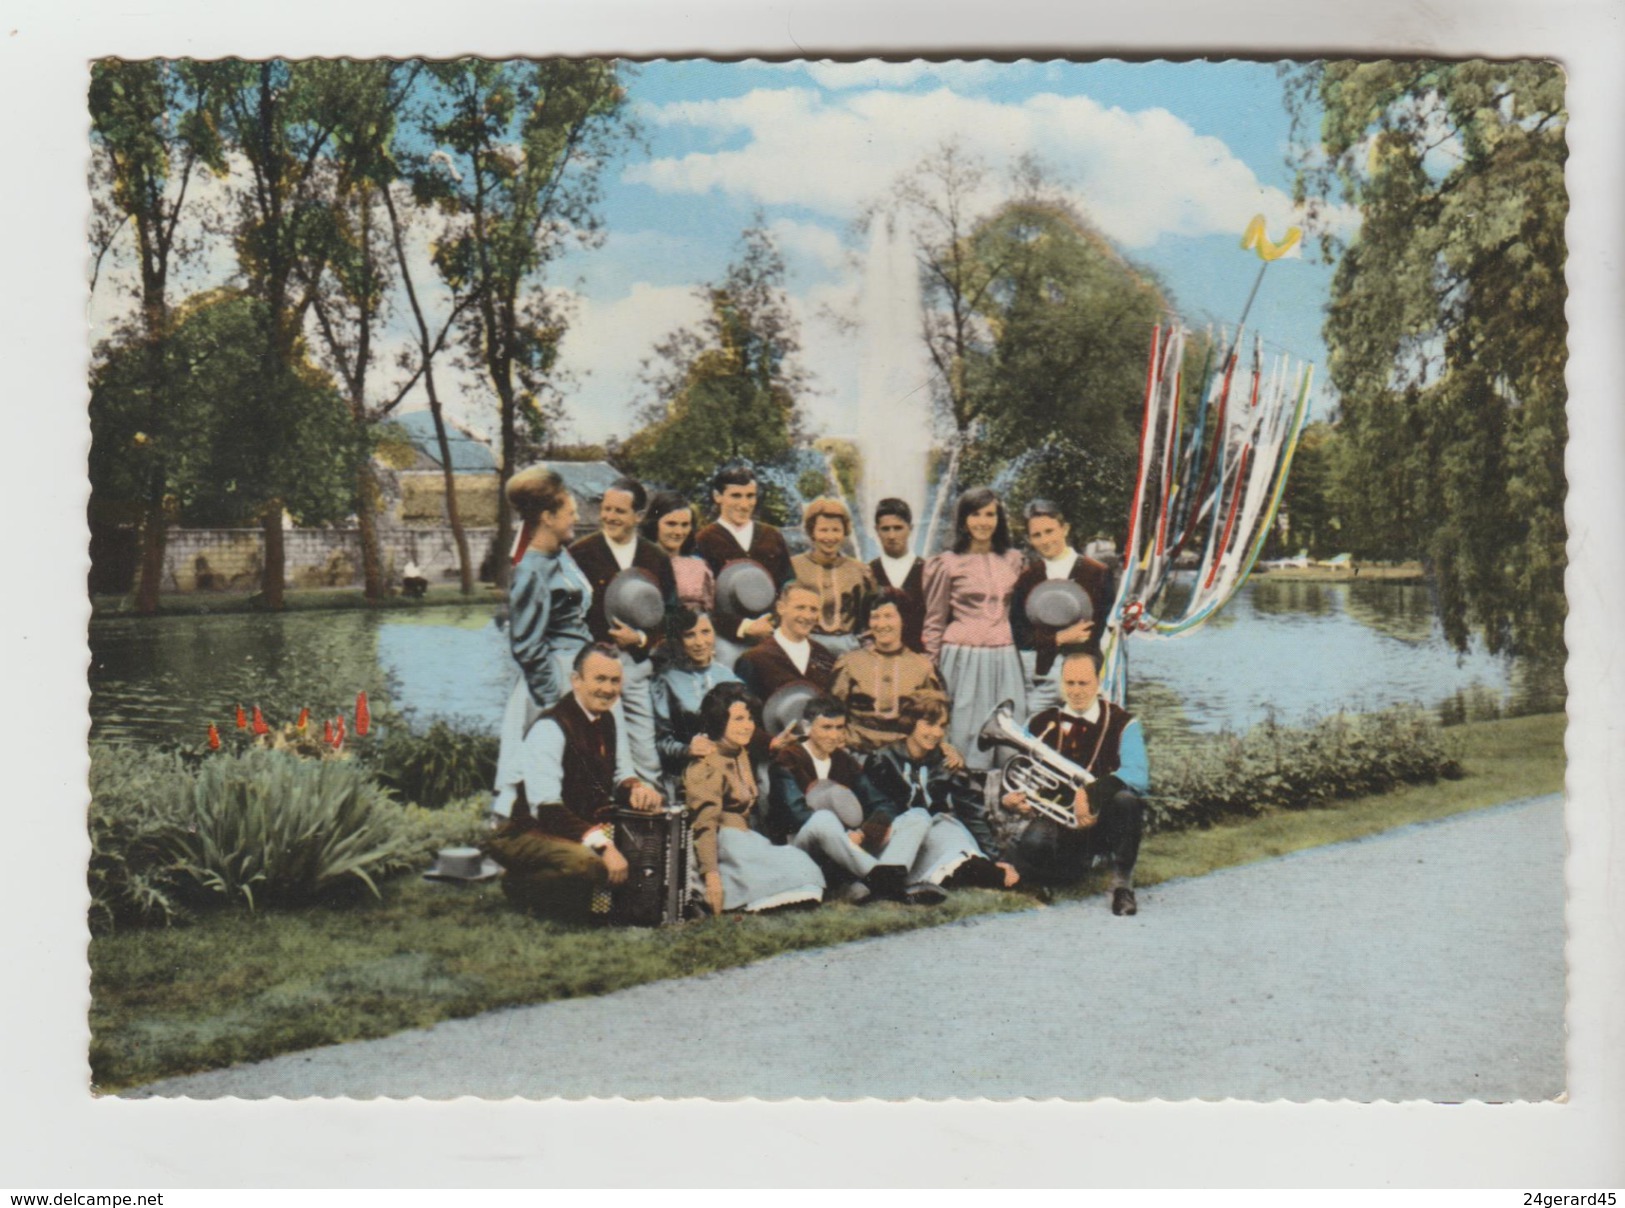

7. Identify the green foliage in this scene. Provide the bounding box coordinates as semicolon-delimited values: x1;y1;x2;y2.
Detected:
174;749;418;909
881;148;1166;539
1152;706;1463;832
416;61;633;486
368;721;499;811
90;293;366;527
88;747;198;934
624;223;809;503
1274;422;1339;558
401;795;491;859
1285;61;1568;654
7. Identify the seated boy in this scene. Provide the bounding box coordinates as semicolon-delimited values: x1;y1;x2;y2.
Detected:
857;689;1021;901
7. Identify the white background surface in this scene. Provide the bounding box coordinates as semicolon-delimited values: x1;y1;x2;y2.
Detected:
0;0;1620;1188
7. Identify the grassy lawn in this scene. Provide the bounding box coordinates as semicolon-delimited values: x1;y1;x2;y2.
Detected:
90;711;1564;1093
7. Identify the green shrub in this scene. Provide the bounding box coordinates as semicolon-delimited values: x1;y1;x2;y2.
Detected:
401;794;490;860
368;719;497;810
88;746;198;934
176;749;418;909
1150;706;1463;832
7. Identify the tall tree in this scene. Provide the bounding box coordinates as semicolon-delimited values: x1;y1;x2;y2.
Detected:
420;59;632;584
381;179;479;594
196;59;358;608
957;191;1167;541
88;60;225;612
623;223;810;508
92;292;365;545
1286;61;1568;654
301;60;431;602
871;142;998;444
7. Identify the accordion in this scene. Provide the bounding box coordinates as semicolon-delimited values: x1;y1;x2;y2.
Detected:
609;805;689;927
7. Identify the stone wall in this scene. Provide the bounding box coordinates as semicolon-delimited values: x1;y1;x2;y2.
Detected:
161;526;502;593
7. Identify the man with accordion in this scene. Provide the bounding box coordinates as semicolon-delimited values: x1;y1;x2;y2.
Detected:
998;646;1149;915
485;643;665;922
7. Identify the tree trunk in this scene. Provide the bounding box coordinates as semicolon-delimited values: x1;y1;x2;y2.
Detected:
133;489;167;613
261;504;286;610
355;459;385;602
494;385;517;591
427;396;474;595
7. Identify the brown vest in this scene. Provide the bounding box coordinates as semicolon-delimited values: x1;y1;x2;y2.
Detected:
1028;703;1135;778
518;695;619;840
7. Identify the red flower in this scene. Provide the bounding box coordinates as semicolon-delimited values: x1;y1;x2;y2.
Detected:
355;690;371;737
323;719;334;744
297;707;310;732
252;705;269;736
235;705;247;730
207;723;221;751
333;716;347;750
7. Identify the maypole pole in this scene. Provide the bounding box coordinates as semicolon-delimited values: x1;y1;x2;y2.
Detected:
1101;213;1309;703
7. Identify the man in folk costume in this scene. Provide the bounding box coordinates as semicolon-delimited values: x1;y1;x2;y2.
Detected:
830;589;945;754
1011;498;1115;715
734;580;838;701
790;496;875;657
857;689;1021;899
868;497;928;654
1000;647;1148;916
485;643;664;923
569;475;676;785
694;464;794;666
764;695;901;903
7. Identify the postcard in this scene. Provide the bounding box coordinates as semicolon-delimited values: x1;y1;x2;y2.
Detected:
78;54;1573;1109
5;1;1621;1183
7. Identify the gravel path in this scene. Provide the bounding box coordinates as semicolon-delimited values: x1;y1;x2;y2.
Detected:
132;794;1565;1102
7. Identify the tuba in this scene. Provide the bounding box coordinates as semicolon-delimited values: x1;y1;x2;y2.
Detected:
976;700;1094;829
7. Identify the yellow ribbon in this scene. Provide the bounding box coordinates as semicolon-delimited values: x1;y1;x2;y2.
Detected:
1240;214;1301;262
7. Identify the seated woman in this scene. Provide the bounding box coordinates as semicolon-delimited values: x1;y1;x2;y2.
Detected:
857;689;1021;896
686;682;826;916
651;606;741;782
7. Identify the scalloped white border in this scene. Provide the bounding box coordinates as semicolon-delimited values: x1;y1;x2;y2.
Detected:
4;1;1620;1188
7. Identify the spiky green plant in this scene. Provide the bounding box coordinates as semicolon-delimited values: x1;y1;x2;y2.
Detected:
174;749;418;909
88;746;198;933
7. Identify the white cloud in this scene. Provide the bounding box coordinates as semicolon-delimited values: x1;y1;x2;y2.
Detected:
551;282;709;442
627;85;1356;251
766;217;852;275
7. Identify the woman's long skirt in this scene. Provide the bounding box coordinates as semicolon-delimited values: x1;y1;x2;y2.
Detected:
492;647;580;815
937;643;1028;771
717;826;825;912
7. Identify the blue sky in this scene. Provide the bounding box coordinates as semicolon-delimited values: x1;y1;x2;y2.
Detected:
544;59;1345;443
90;59;1350;445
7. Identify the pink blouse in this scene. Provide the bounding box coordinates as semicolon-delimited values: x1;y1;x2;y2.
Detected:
672;555;716;614
921;549;1026;659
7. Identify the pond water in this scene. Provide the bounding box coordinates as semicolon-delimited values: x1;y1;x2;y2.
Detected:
87;578;1565;749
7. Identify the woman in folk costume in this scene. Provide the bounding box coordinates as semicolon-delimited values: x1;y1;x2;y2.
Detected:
641;490;715;614
685;681;826;916
790;496;876;658
492;467;594;817
651;605;741;782
921;487;1029;773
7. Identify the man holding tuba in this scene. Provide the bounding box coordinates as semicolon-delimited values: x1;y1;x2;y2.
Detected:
997;646;1149;915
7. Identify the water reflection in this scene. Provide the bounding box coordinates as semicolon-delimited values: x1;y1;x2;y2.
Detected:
89;611;391;746
88;580;1565;747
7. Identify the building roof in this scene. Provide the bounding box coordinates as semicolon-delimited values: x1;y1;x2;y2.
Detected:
389;410;499;473
544;460;623;503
